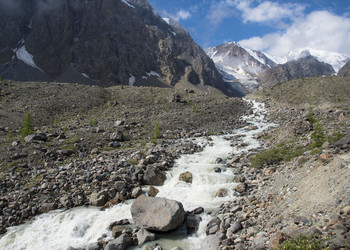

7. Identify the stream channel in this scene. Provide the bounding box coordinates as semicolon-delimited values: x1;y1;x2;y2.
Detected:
0;100;277;250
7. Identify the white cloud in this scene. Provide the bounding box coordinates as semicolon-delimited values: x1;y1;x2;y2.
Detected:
176;10;191;21
206;0;237;25
236;0;305;23
206;0;305;25
239;11;350;56
162;9;192;22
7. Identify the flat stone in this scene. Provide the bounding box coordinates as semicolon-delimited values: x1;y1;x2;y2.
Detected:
24;133;48;142
104;234;133;250
137;228;156;246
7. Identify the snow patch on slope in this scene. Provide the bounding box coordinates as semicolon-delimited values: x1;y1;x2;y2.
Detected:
14;45;43;72
147;71;160;78
244;48;266;66
121;0;135;8
82;73;90;79
129;75;136;86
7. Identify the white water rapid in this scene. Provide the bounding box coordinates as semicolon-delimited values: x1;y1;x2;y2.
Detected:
0;100;277;250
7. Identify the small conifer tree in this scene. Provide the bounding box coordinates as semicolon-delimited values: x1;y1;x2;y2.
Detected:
153;119;160;139
20;112;34;141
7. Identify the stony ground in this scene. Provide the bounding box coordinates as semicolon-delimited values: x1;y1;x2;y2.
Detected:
0;80;248;236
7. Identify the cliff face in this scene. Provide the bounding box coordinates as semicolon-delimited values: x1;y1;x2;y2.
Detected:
0;0;225;92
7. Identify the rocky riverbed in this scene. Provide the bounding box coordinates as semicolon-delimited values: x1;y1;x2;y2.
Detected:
0;81;248;241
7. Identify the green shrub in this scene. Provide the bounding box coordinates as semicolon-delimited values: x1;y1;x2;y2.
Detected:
307;108;317;124
276;235;326;250
6;129;13;142
153;119;160;139
192;103;196;113
53;117;60;128
311;122;326;148
20;112;34;141
88;118;97;127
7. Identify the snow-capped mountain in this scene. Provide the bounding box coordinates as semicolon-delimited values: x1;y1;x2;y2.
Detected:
205;42;276;94
206;42;349;93
274;48;349;73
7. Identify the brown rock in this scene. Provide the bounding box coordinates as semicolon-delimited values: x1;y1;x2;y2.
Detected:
179;171;193;183
148;186;159;197
215;188;228;197
342;206;350;215
271;232;290;249
235;183;247;193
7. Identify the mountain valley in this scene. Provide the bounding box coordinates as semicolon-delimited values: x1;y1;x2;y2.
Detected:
0;0;349;249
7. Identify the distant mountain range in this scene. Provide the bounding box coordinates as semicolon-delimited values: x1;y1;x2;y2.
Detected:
206;42;349;95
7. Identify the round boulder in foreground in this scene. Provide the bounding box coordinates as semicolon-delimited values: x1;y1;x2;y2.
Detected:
131;195;185;232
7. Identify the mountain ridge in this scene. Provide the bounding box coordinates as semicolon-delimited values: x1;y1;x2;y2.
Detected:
0;0;226;94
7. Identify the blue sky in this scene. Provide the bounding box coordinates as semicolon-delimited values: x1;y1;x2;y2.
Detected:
149;0;350;56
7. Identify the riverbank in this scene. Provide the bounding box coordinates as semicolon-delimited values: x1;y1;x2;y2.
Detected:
211;76;350;249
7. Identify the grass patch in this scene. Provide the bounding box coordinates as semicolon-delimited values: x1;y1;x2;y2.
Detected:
25;174;44;189
127;158;139;165
327;132;345;144
275;235;327;250
250;143;307;168
88;118;98;127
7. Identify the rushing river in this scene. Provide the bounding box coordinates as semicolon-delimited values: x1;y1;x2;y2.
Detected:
0;100;276;250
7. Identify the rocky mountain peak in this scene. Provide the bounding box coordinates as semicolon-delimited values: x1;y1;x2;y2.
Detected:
205;41;277;95
0;0;226;94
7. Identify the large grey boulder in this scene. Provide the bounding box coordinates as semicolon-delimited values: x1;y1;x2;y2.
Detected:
131;195;185;232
